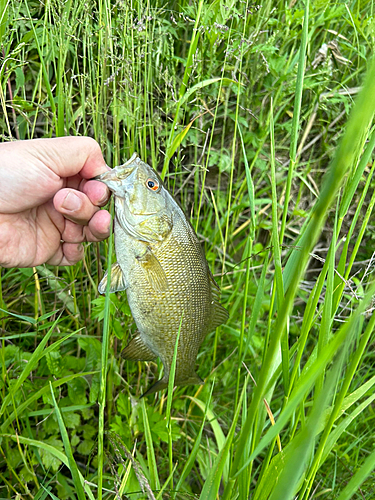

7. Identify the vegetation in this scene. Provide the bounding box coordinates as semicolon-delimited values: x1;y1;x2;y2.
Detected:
1;0;375;498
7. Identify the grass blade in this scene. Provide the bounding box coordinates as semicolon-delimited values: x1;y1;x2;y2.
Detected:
336;449;375;500
166;315;183;493
199;376;248;500
97;200;114;500
49;382;86;500
174;383;214;495
141;398;160;492
279;0;309;244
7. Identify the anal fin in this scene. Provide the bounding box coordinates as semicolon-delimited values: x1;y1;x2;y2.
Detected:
98;262;128;294
121;333;156;361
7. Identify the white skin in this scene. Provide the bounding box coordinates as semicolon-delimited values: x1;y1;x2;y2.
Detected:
0;136;111;267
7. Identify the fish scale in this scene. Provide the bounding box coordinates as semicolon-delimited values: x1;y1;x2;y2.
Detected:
95;153;228;396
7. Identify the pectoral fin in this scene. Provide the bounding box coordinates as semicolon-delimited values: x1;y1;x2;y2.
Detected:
98;262;128;294
137;248;168;293
121;333;157;361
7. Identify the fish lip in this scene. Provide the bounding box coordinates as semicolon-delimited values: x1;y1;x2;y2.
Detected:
92;153;140;186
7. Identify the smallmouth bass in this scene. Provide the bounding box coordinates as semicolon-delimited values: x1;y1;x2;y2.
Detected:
95;153;228;396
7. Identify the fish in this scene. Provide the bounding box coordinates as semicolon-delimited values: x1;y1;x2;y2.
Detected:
95;153;228;396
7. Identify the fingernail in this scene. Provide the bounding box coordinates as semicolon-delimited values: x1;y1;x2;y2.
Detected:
98;187;110;206
62;192;82;211
98;194;109;206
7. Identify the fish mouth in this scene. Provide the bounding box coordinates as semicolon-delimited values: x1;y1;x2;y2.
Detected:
93;153;140;191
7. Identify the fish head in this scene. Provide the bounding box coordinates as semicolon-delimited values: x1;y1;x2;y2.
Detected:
95;153;173;242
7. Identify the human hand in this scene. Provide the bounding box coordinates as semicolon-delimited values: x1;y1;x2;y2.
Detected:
0;136;111;268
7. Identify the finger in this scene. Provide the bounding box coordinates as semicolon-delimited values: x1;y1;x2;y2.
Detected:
53;188;99;225
61;211;111;243
30;136;110;179
82;180;110;206
46;246;64;266
63;179;109;207
61;219;85;243
86;210;111;241
61;242;85;265
47;242;84;266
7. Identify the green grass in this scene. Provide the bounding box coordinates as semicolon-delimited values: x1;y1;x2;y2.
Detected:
1;0;375;498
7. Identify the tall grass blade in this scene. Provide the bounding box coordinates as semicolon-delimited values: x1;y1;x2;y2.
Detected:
49;382;86;500
23;0;57;133
166;315;183;492
186;395;229;483
280;0;309;244
174;383;214;495
268;332;348;500
141;398;160;492
336;449;375;500
97;201;114;500
269;98;288;393
236;278;375;475
199;377;248;500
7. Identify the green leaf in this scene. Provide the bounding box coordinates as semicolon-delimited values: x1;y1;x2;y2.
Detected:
77;439;95;456
46;351;64;376
40;436;64;472
63;411;81;429
0;307;36;324
67;377;87;406
14;67;25;90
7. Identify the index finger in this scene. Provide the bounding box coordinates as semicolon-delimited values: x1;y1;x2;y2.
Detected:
29;136;110;179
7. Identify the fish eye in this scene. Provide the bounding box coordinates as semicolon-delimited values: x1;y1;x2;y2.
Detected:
146;178;159;191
